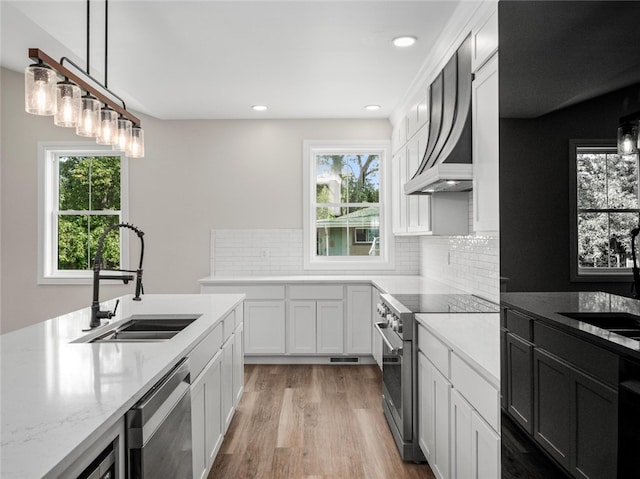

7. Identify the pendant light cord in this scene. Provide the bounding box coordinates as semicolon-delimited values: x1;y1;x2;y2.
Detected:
86;0;90;75
105;0;108;88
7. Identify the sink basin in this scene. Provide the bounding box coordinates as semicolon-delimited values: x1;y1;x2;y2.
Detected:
76;314;201;343
558;312;640;340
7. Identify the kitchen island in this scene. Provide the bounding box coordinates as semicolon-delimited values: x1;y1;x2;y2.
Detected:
501;291;640;479
0;293;244;479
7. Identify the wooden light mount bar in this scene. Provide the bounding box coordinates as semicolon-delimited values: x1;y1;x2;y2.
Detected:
29;48;141;127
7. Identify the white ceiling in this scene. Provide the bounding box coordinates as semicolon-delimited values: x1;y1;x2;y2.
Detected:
0;0;462;120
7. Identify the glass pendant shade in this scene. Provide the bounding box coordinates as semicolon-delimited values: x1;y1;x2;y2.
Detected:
116;117;133;151
54;80;81;127
127;127;145;158
76;94;100;137
96;106;118;145
25;63;57;116
617;123;639;156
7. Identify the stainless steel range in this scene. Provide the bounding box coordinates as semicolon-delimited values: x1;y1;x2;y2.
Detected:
375;293;499;462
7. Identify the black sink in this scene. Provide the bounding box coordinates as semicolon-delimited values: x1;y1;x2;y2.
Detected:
558;312;640;340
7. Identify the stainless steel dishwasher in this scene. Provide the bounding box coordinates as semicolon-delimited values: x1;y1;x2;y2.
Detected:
126;358;192;479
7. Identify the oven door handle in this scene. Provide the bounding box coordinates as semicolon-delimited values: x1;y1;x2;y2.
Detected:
375;322;403;354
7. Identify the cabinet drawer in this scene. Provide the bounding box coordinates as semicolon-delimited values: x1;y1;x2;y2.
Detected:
505;308;532;341
201;284;285;300
288;284;344;300
419;325;450;378
190;323;223;380
534;321;618;386
451;352;499;431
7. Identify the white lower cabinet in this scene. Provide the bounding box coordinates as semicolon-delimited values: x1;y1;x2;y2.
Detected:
418;323;500;479
191;304;244;479
345;285;372;354
371;287;383;370
288;300;343;354
244;300;285;354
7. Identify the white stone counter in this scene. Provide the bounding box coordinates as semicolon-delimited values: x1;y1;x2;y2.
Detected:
415;312;500;387
0;293;244;479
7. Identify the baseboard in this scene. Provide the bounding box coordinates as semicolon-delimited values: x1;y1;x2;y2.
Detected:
244;355;376;365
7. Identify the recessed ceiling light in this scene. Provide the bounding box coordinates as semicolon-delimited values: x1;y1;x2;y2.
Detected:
365;104;381;111
393;36;417;48
251;105;267;111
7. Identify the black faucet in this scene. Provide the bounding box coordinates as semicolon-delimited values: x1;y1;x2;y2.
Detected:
90;223;145;328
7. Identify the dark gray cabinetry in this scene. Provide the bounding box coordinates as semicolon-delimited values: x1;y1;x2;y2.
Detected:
502;306;619;479
534;348;618;479
505;332;533;433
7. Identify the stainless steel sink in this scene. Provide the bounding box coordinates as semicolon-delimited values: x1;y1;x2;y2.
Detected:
558;312;640;340
78;314;201;343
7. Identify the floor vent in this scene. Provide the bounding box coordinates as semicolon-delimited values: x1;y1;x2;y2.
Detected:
330;357;359;363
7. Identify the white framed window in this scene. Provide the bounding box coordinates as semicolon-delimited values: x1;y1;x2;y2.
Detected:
569;140;640;281
303;140;394;270
38;142;129;284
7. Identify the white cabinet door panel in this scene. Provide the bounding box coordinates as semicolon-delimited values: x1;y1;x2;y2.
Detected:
317;300;344;354
346;285;372;354
244;301;285;354
288;301;317;354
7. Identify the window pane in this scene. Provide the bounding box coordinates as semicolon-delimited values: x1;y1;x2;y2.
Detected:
578;212;639;269
577;153;606;209
607;153;638;209
315;154;380;204
315;206;380;257
90;156;121;211
58;215;89;270
90;216;121;269
59;156;90;210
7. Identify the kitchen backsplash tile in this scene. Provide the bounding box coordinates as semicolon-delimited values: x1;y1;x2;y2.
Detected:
419;234;500;302
211;229;421;276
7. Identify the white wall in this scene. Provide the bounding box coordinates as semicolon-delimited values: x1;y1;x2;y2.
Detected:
0;67;391;332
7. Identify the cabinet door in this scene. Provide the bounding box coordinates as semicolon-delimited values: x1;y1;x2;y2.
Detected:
418;351;434;461
392;149;408;234
472;53;499;233
432;361;452;479
506;332;533;433
288;301;317;354
233;322;244;407
316;300;344;354
451;389;473;479
533;348;572;469
221;336;235;432
407;125;432;233
471;410;500;479
572;363;618;479
346;285;371;354
244;300;285;354
205;353;223;467
371;288;383;370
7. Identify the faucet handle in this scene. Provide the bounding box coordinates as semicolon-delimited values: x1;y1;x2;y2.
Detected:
110;299;120;318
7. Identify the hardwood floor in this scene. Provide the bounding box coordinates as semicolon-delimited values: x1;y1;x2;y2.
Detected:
208;364;436;479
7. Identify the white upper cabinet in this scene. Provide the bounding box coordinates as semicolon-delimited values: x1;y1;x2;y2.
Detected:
406;124;431;233
472;53;499;233
392;148;408;234
471;5;498;72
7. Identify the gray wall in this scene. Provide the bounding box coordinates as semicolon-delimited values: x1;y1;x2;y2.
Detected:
0;67;391;332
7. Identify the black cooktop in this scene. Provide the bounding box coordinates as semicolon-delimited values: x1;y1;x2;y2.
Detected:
388;294;500;314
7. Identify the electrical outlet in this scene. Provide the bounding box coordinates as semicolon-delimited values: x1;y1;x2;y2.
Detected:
261;248;270;258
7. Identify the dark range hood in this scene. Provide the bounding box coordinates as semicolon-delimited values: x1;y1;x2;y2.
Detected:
404;34;473;195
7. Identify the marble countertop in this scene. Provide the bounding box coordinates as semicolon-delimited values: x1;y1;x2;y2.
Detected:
501;291;640;357
0;293;244;479
199;275;467;296
416;313;500;387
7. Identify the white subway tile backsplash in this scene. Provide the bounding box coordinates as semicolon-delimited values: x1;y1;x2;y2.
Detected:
210;229;421;276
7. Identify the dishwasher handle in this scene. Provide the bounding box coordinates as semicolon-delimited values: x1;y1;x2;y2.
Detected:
375;322;403;354
126;358;191;448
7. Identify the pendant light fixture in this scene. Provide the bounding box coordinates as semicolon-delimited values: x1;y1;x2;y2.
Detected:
54;79;81;127
25;61;57;115
618;120;639;157
24;0;144;157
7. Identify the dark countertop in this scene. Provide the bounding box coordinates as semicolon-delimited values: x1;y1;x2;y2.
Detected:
501;291;640;358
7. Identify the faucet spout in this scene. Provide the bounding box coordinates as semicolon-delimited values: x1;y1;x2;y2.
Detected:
90;223;145;328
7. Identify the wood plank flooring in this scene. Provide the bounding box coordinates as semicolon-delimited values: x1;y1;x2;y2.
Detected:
208;364;436;479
